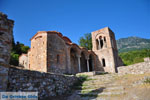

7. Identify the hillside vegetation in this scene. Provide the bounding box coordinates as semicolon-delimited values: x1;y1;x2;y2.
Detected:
117;36;150;53
119;49;150;66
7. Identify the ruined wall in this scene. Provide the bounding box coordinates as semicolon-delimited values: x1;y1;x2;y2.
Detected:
0;12;14;92
144;57;150;62
47;33;68;74
117;61;150;74
0;63;78;99
30;32;47;72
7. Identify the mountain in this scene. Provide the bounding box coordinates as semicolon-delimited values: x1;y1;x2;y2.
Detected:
117;36;150;53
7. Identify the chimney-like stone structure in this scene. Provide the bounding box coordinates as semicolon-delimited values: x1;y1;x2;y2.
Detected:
0;12;14;91
0;12;14;63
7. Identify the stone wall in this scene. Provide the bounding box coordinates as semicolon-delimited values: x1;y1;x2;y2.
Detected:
0;12;14;92
0;63;78;99
117;61;150;74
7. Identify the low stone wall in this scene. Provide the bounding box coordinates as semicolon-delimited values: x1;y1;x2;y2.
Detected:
0;65;9;91
0;63;78;99
117;61;150;74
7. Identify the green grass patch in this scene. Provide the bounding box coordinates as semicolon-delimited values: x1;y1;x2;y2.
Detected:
144;78;150;84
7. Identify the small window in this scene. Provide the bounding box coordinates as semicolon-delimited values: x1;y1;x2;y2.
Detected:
57;55;60;63
102;58;106;67
104;37;106;42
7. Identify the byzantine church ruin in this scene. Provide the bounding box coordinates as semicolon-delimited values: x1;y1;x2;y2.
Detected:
19;27;123;74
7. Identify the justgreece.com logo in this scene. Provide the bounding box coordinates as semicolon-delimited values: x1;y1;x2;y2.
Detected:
0;92;38;100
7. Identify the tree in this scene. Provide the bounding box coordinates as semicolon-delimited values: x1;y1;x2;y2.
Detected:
79;33;92;50
9;36;30;66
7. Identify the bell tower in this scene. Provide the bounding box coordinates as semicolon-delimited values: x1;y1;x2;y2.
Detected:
92;27;122;73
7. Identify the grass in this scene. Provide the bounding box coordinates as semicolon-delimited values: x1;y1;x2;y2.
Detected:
144;78;150;84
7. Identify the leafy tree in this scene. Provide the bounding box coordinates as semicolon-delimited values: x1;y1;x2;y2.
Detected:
9;52;19;66
79;33;92;50
9;36;30;66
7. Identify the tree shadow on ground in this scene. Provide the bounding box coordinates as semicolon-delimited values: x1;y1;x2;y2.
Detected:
80;87;106;99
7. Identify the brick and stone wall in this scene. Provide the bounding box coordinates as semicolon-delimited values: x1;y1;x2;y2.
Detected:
117;61;150;74
0;12;14;92
47;33;68;74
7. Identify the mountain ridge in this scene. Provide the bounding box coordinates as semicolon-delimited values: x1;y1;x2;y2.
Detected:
117;36;150;53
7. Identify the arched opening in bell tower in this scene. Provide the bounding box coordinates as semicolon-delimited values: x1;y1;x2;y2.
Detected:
99;36;104;49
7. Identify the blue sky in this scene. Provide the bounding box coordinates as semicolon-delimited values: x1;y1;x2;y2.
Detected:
0;0;149;46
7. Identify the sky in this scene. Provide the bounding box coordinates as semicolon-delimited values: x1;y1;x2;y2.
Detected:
0;0;150;46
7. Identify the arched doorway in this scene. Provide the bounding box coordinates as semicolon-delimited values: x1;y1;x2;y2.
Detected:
89;54;93;71
70;48;78;74
80;52;87;72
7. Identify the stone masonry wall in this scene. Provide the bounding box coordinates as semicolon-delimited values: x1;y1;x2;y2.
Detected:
0;12;14;92
4;63;78;99
117;61;150;74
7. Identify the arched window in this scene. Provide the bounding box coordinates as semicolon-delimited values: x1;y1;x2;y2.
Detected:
102;58;106;67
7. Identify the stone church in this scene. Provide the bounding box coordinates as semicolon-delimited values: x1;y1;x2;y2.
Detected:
19;27;123;74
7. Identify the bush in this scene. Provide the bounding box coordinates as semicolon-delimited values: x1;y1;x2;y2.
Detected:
119;49;150;66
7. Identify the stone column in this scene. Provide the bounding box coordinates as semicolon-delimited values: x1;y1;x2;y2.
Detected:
86;58;90;72
77;55;81;72
98;39;101;50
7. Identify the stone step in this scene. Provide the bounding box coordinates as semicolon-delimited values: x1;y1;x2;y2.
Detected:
77;90;125;97
77;86;124;93
74;84;121;90
80;96;122;100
